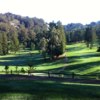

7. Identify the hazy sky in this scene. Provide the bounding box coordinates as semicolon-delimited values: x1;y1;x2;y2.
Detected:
0;0;100;25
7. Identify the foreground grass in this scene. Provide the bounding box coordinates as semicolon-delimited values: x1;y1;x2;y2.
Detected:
0;79;100;100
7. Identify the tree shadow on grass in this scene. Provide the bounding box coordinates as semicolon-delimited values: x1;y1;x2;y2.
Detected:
68;52;100;59
0;52;40;61
64;61;100;74
0;53;43;66
66;46;85;52
0;54;66;72
0;80;100;100
67;52;100;65
43;60;100;73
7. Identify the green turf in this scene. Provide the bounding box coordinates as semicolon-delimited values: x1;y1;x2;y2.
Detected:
0;49;67;73
0;43;100;99
0;80;100;100
0;43;100;76
66;43;100;75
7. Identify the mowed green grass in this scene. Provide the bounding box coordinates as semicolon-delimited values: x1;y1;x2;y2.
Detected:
0;79;100;100
0;49;67;73
66;43;100;75
0;43;100;75
0;43;100;100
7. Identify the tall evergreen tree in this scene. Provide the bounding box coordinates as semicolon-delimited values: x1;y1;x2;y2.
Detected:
0;34;3;55
47;21;66;59
0;31;8;55
11;32;19;53
39;37;47;60
84;26;95;49
57;21;66;53
96;27;100;52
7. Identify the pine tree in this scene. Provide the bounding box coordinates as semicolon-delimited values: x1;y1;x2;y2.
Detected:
1;32;8;55
96;27;100;52
0;23;9;55
57;21;66;53
9;27;19;53
11;32;19;53
47;21;66;59
0;33;3;55
39;37;47;60
84;26;95;49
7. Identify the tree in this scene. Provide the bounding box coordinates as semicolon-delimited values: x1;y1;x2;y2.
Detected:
57;21;66;53
47;21;66;59
30;42;35;50
0;31;8;55
96;27;100;52
26;59;34;75
21;68;25;74
26;59;34;70
4;65;9;74
18;25;28;48
28;29;36;49
0;23;9;55
15;66;18;74
39;37;47;60
84;26;95;49
9;28;19;53
0;35;3;55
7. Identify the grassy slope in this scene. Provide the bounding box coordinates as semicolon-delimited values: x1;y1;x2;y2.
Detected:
0;80;100;100
0;43;100;75
0;43;100;99
66;43;100;75
0;50;67;73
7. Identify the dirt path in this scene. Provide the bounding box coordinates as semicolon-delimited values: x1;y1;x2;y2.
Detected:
0;74;100;84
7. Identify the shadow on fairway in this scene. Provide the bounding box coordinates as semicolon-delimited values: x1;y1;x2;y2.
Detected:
0;80;100;100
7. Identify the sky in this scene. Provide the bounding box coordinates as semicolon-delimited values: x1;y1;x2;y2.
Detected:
0;0;100;25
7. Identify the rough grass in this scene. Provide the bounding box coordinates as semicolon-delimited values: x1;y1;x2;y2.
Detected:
0;79;100;100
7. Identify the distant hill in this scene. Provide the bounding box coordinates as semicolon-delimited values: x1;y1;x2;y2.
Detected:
64;21;100;32
64;23;84;31
0;12;47;33
0;12;100;33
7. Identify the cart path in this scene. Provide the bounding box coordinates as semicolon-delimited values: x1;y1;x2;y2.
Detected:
0;74;100;85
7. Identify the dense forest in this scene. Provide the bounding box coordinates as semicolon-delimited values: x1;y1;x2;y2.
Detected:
0;12;100;57
0;13;66;59
65;21;100;51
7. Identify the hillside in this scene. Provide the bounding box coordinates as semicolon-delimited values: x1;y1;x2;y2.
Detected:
0;12;47;32
0;43;100;100
0;13;100;77
0;43;100;78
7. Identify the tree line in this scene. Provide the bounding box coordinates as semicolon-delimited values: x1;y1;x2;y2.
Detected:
64;22;100;51
0;13;66;60
1;12;100;58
